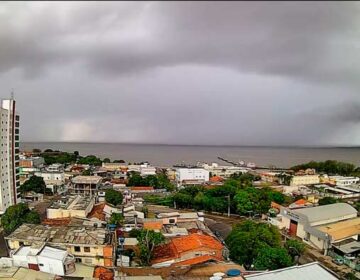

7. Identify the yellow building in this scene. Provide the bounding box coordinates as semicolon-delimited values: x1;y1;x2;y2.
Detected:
290;175;320;186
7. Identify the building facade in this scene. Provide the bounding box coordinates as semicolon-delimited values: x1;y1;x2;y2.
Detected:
175;168;209;186
290;175;320;186
0;99;20;213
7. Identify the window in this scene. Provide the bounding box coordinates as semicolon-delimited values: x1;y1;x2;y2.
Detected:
75;258;82;263
74;246;81;252
84;258;92;264
39;264;44;267
169;219;175;223
19;242;24;246
84;247;90;252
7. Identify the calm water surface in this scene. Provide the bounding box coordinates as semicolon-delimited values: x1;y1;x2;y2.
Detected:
20;142;360;168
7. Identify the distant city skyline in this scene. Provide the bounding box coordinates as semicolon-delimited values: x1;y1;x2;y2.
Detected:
1;2;360;146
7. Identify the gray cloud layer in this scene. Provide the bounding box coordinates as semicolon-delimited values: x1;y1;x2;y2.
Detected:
0;1;359;146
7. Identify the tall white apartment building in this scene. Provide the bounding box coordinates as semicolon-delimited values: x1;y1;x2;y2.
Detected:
0;99;20;213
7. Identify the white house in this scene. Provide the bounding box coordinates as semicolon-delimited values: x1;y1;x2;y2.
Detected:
10;245;75;276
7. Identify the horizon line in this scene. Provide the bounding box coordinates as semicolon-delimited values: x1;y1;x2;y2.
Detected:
20;141;360;149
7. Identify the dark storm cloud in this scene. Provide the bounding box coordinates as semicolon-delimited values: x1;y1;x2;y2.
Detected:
0;1;359;145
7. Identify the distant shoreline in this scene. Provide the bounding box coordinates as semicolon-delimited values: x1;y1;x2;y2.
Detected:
20;141;360;149
19;142;360;168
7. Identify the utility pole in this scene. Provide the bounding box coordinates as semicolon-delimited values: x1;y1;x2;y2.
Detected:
227;195;231;217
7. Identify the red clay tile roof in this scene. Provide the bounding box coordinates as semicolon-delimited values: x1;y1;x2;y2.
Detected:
295;199;308;205
152;242;178;264
42;218;71;226
130;186;154;191
93;266;114;280
172;255;218;267
152;233;223;264
209;176;224;182
88;203;106;221
172;233;223;253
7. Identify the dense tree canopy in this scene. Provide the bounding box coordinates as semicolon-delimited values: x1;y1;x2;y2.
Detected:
253;247;293;270
105;189;123;206
171;174;287;215
77;155;102;166
20;175;52;195
1;203;40;234
127;172;174;191
291;160;359;176
225;221;283;267
318;196;338;206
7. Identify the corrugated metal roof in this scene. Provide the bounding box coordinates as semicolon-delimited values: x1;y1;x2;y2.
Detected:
293;203;357;223
245;262;338;280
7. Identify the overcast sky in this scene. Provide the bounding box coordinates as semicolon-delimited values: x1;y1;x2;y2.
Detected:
1;1;360;146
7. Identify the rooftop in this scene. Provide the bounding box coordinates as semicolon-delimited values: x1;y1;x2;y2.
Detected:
244;262;338;280
292;203;357;223
333;239;360;255
87;203;106;221
48;195;94;211
316;217;360;241
130;186;154;191
6;223;111;246
71;175;102;184
152;232;223;264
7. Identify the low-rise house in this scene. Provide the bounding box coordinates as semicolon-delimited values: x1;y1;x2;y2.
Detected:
244;262;338;280
152;232;224;267
0;266;57;280
46;163;64;173
22;191;43;203
143;219;163;232
47;195;95;219
5;223;115;267
34;171;65;194
9;245;75;276
288;199;313;209
130;186;155;193
69;175;102;196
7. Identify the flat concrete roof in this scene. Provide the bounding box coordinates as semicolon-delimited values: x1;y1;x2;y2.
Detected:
245;262;338;280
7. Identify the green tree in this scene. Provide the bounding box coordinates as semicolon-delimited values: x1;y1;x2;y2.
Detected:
285;239;306;260
1;203;41;234
225;221;282;267
109;212;124;226
103;158;111;163
254;247;293;270
113;160;125;163
105;189;123;206
20;175;48;194
318;197;337;206
173;192;193;208
77;155;102;166
136;229;165;266
82;169;91;176
127;172;144;186
32;148;41;153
